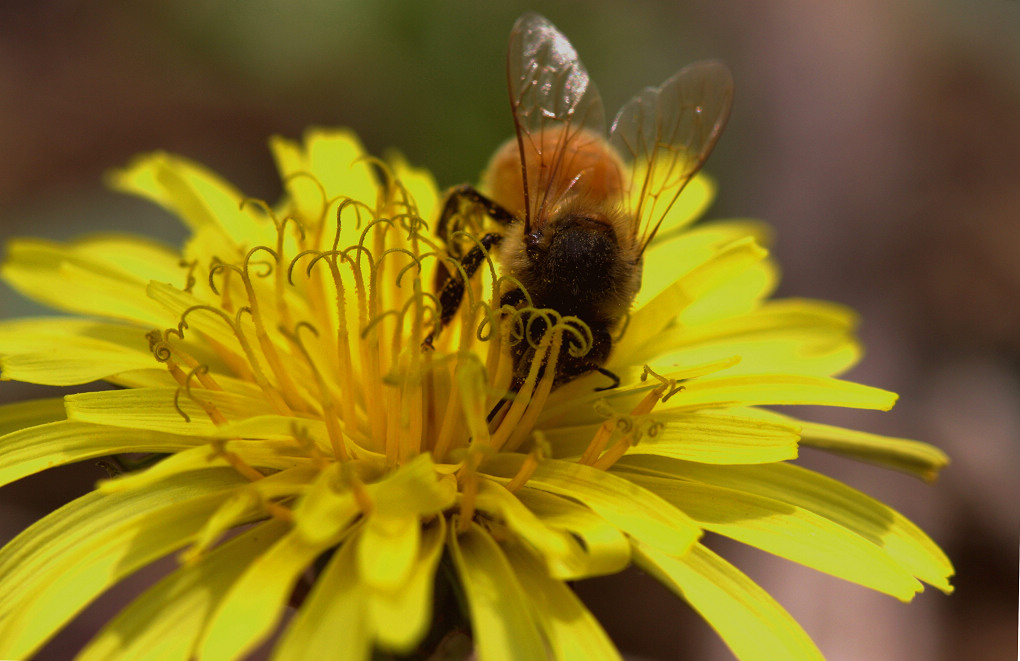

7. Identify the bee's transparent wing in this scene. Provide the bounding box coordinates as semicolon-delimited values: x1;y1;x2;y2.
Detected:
610;60;733;253
507;12;609;227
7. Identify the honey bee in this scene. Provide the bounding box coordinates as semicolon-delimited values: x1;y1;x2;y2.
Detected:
431;12;733;394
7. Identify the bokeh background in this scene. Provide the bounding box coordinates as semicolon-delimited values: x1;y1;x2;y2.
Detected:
1;1;1017;659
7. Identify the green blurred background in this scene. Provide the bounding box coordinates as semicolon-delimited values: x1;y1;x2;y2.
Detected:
1;1;1018;659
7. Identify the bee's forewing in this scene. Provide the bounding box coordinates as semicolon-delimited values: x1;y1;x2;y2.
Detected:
507;13;608;226
610;60;734;252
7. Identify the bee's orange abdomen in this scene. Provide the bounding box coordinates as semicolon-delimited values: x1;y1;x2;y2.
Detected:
482;126;625;221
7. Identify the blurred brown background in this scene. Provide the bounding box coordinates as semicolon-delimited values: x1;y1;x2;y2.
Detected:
1;1;1017;659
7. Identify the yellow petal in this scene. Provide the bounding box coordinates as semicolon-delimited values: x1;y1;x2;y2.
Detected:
0;468;247;660
267;134;321;225
622;456;955;594
77;520;289;661
640;219;774;305
624;470;924;599
2;238;178;326
793;416;949;482
301;128;377;214
522;485;632;579
198;526;339;661
387;149;441;221
678;259;777;327
516;487;632;577
144;281;250;354
272;534;371;661
475;478;586;579
666;374;898;411
108;151;273;249
635;542;824;661
620;236;769;359
367;518;446;652
503;540;622;661
269;128;377;252
631;300;863;380
0;318;155;385
448;521;546;661
545;410;800;465
0;420;200;489
357;513;420;592
220;439;324;471
632;409;800;464
0;397;66;436
77;234;185;283
65;387;271;435
364;452;457;518
639;172;717;243
291;464;360;545
668;297;859;351
483;454;700;556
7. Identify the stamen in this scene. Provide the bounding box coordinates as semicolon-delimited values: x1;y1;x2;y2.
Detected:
210;442;266;483
331;198;374;251
179;365;228;426
578;403;624;466
436;256;475;350
281;322;350;462
431;352;473;461
342;240;387;446
290;422;331;470
208;259;236;313
148;330;190;386
641;365;685;402
558;316;593;359
180;304;291;415
302;250;361;441
584;369;681;470
505;432;549;492
172;389;191;424
456;449;484;533
151;327;224;392
179;259;199;293
595;420;665;467
490;322;558;451
241;199;308;331
349;471;374;515
592;423;643;471
475;302;510;396
264;501;295;522
238;247;310;414
501;326;567;452
393;283;430;463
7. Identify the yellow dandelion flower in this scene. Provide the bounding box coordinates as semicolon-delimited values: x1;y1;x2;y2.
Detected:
0;127;952;661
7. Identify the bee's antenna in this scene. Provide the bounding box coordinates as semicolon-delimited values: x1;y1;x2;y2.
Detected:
507;55;532;235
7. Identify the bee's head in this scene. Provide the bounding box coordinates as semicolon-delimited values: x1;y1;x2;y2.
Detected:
522;212;621;308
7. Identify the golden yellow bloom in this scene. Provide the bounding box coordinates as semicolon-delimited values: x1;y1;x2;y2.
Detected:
0;129;952;660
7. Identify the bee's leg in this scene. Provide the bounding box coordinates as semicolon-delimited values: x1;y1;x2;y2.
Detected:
473;288;529;422
423;232;504;348
486;371;527;423
487;398;510;423
550;323;618;391
433;185;515;291
592;367;620;391
436;184;515;239
498;287;527;310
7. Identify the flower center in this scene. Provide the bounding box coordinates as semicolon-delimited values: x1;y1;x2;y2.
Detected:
144;175;577;468
140;170;677;532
